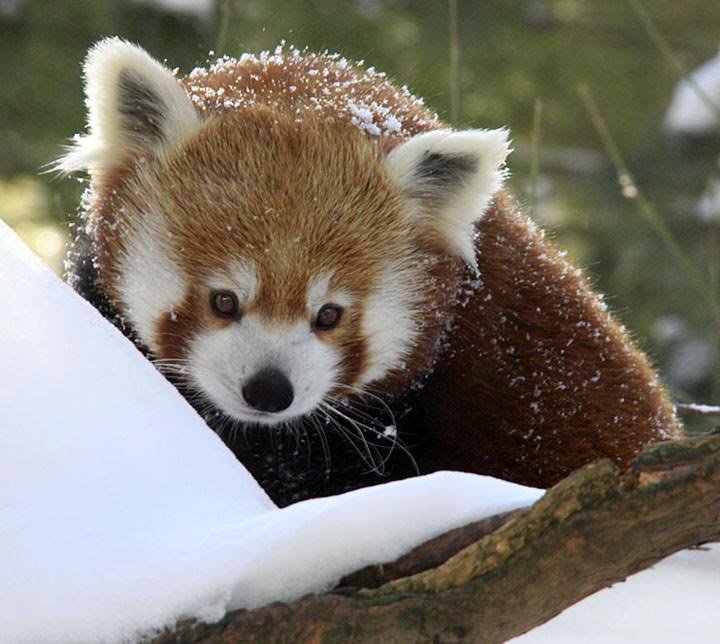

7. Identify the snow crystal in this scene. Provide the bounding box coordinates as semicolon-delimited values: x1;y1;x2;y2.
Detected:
348;100;383;136
0;221;543;643
383;425;398;438
183;45;436;140
384;113;402;133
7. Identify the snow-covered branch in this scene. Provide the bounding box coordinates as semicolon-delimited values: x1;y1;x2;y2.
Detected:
157;434;720;644
676;403;720;418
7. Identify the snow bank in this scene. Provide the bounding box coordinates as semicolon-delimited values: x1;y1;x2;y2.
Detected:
697;176;720;223
664;51;720;135
6;219;714;644
0;220;543;643
514;544;720;644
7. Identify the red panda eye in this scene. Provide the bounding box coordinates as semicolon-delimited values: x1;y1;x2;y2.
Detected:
314;304;343;330
210;290;240;319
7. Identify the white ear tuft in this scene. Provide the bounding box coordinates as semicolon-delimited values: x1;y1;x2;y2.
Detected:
384;128;511;268
56;37;202;174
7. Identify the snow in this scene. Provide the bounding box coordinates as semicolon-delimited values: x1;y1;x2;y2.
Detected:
4;219;717;643
513;544;720;644
666;336;716;388
679;403;720;414
696;176;720;222
184;46;434;139
132;0;215;20
0;220;543;643
652;313;688;344
664;50;720;135
348;99;383;135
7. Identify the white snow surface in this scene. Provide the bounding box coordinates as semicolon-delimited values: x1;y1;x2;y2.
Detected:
680;403;720;414
514;544;720;644
5;219;717;644
0;220;543;643
132;0;215;20
697;176;720;222
664;50;720;135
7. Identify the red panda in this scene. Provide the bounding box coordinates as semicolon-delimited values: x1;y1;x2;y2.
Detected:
59;38;680;506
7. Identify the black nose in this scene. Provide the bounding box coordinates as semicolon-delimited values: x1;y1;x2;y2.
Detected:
242;368;294;413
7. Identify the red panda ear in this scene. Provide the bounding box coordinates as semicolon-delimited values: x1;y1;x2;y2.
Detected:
384;128;511;268
55;38;202;174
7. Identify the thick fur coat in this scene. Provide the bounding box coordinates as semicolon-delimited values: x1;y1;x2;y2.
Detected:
61;40;680;506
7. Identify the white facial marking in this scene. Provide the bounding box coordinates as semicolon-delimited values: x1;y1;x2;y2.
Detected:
208;260;258;305
359;261;420;385
306;271;353;313
118;219;185;352
188;314;340;425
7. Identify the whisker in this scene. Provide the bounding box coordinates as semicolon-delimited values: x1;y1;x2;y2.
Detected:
319;401;391;474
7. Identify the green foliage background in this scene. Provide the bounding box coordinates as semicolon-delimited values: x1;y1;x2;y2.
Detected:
1;0;718;424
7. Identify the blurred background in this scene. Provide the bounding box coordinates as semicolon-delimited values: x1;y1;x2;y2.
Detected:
1;0;718;429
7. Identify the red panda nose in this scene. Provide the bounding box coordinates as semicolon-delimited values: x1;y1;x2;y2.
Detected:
242;368;294;413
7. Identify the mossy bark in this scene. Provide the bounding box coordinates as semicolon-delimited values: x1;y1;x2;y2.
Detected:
153;434;720;644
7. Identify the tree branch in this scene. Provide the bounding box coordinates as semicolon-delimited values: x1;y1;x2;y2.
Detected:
154;434;720;644
675;403;720;418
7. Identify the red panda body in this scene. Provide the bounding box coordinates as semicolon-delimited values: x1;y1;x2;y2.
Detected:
409;197;678;485
62;41;679;505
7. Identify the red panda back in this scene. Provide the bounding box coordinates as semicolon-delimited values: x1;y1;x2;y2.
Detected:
411;194;680;487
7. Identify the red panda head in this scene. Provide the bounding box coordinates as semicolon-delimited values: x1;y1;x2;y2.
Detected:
59;39;510;426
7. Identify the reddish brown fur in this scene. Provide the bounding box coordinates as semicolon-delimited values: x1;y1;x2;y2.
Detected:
181;50;439;148
90;103;456;392
407;194;680;486
83;48;680;490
